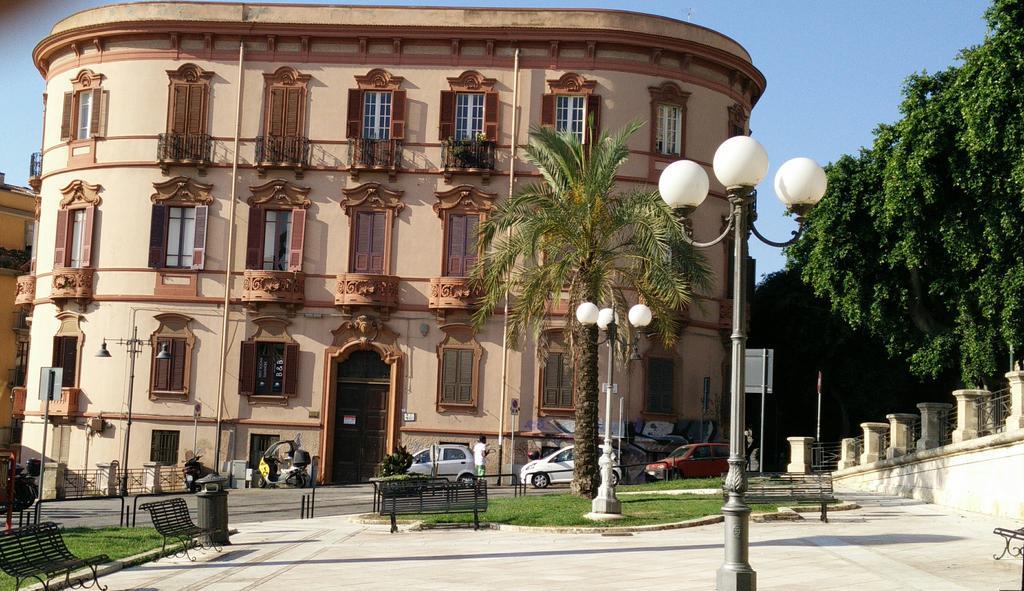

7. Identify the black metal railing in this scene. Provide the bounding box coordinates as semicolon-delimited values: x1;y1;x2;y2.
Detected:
62;468;104;499
348;138;401;169
255;135;310;167
940;406;957;446
442;138;496;172
977;388;1011;438
29;152;42;179
810;441;841;472
157;133;212;164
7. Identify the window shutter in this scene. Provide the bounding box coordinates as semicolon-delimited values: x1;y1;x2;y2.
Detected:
53;209;69;267
191;205;208;270
369;211;386;274
559;353;573;408
353;212;371;273
446;214;465;277
90;89;107;138
186;85;204;135
586;95;602;143
287;208;306;272
282;342;300;397
239;341;257;396
245;208;263;270
540;94;555;128
441;349;458;403
457;349;474;404
284;87;302;137
390;90;406;139
484;91;499;141
439;90;456;140
153;338;171;391
60;92;73;140
648;358;674;412
170;338;187;391
543;355;560;407
148;204;168;268
464;215;479;273
80;205;95;268
170;85;188;134
60;336;77;387
268;87;285;136
346;89;363;138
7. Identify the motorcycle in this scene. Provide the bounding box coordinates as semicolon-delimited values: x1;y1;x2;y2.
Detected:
0;465;38;514
183;455;212;493
257;440;311;488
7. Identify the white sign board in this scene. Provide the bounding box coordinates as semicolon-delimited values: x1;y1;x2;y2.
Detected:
38;367;63;401
744;349;773;394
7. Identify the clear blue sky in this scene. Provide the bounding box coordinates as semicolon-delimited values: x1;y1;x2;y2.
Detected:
0;0;990;276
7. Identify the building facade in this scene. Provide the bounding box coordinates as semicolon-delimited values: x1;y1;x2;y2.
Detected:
18;3;764;483
1;173;36;448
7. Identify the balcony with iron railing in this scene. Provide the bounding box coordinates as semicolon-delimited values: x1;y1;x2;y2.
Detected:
28;152;42;190
157;133;212;173
441;138;496;183
256;135;310;177
976;387;1011;438
348;138;401;179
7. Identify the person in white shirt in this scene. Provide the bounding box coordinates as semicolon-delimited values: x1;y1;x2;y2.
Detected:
473;435;490;477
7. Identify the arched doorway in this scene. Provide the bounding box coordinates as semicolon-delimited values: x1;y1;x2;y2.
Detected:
332;350;391;483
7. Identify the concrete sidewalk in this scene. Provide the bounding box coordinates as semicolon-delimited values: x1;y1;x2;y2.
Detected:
98;491;1022;590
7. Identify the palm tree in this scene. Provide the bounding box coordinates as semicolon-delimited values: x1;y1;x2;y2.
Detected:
472;121;710;497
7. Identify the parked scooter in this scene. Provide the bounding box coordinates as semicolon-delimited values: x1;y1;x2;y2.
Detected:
0;465;38;514
257;440;310;488
183;455;212;492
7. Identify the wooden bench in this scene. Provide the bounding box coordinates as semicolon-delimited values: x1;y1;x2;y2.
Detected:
726;472;836;522
139;497;220;561
378;478;487;533
992;526;1024;590
0;522;109;591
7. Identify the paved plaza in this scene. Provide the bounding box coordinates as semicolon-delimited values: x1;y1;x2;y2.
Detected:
93;491;1022;591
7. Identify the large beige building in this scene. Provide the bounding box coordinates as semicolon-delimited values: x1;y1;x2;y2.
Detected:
17;2;764;483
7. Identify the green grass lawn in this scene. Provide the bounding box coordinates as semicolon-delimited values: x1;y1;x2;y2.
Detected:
409;492;778;528
0;527;164;591
618;476;723;492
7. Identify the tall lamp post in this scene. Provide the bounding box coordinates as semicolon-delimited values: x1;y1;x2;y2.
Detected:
96;325;170;496
575;301;653;516
658;136;826;591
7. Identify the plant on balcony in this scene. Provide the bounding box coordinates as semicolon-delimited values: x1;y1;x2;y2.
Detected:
0;247;29;272
445;132;492;169
472;120;710;499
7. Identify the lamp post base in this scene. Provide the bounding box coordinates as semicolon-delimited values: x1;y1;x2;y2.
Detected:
716;567;756;591
590;490;622;516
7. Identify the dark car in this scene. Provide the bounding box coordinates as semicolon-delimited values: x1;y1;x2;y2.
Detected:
644;443;730;479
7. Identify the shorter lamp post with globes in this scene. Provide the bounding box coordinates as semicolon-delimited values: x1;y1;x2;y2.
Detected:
575;301;653;517
658;136;826;591
96;325;171;496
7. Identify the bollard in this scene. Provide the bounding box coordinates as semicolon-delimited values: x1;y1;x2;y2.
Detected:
196;474;230;545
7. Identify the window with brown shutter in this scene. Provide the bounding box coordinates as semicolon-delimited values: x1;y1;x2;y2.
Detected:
52;335;78;388
54;206;95;268
60;70;108;142
262;67;310;139
240;340;298;398
166;64;212;136
445;213;479;277
646;357;675;413
152;337;187;393
352;210;386;274
541;351;574;410
440;348;474;404
149;313;196;400
542;73;598;142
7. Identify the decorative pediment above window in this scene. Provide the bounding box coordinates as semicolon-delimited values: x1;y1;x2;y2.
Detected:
340;182;404;215
546;72;596;95
354;68;404;91
248;315;295;342
71;69;104;92
151;176;214;205
433;185;497;217
248;179;311;209
330;314;401;364
59;180;102;209
649;81;691;106
264;66;311;87
167;63;213;84
728;103;749;137
447;70;497;92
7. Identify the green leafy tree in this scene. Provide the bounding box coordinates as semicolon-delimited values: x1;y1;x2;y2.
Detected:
791;0;1024;386
472;122;709;497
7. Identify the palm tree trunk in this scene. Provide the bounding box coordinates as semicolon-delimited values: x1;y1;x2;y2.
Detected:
571;320;600;498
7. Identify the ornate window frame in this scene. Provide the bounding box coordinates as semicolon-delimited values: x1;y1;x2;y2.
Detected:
239;316;300;404
537;328;574;415
340;182;404;275
165;63;213;135
433;185;495;277
728;103;749;138
261;66;311;137
53;311;85;390
54;180;101;269
62;69;108;167
148;313;196;400
435;323;483;412
245;179;311;272
648;81;690;158
643;352;680;416
540;73;600;143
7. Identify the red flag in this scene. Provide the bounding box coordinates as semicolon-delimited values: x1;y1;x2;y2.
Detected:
817;371;823;395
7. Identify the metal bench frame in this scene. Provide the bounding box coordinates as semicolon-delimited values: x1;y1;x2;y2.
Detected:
993;526;1024;590
378;478;488;533
139;498;221;561
0;522;109;591
732;472;836;522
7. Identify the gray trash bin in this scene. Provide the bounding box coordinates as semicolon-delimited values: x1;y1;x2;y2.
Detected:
196;474;231;545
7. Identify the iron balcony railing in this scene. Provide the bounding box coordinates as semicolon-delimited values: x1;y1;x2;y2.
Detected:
977;387;1011;438
157;133;212;165
348;137;401;169
255;135;310;167
940;406;958;446
810;441;841;472
442;138;496;172
29;152;42;179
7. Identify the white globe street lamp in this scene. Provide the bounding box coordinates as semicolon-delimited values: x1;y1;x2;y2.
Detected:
658;139;825;591
578;302;654;517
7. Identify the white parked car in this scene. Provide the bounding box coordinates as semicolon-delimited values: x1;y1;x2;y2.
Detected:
519;445;621;488
407;444;476;482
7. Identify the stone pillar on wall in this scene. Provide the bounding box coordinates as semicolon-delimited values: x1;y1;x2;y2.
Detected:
95;462;118;496
859;422;889;465
838;438;858;470
952;389;989;443
1006;370;1024;433
786;437;814;474
41;462;66;500
917;402;953;451
143;462;162;493
886;413;917;459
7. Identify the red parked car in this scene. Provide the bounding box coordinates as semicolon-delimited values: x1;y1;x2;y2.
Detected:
644;443;730;479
